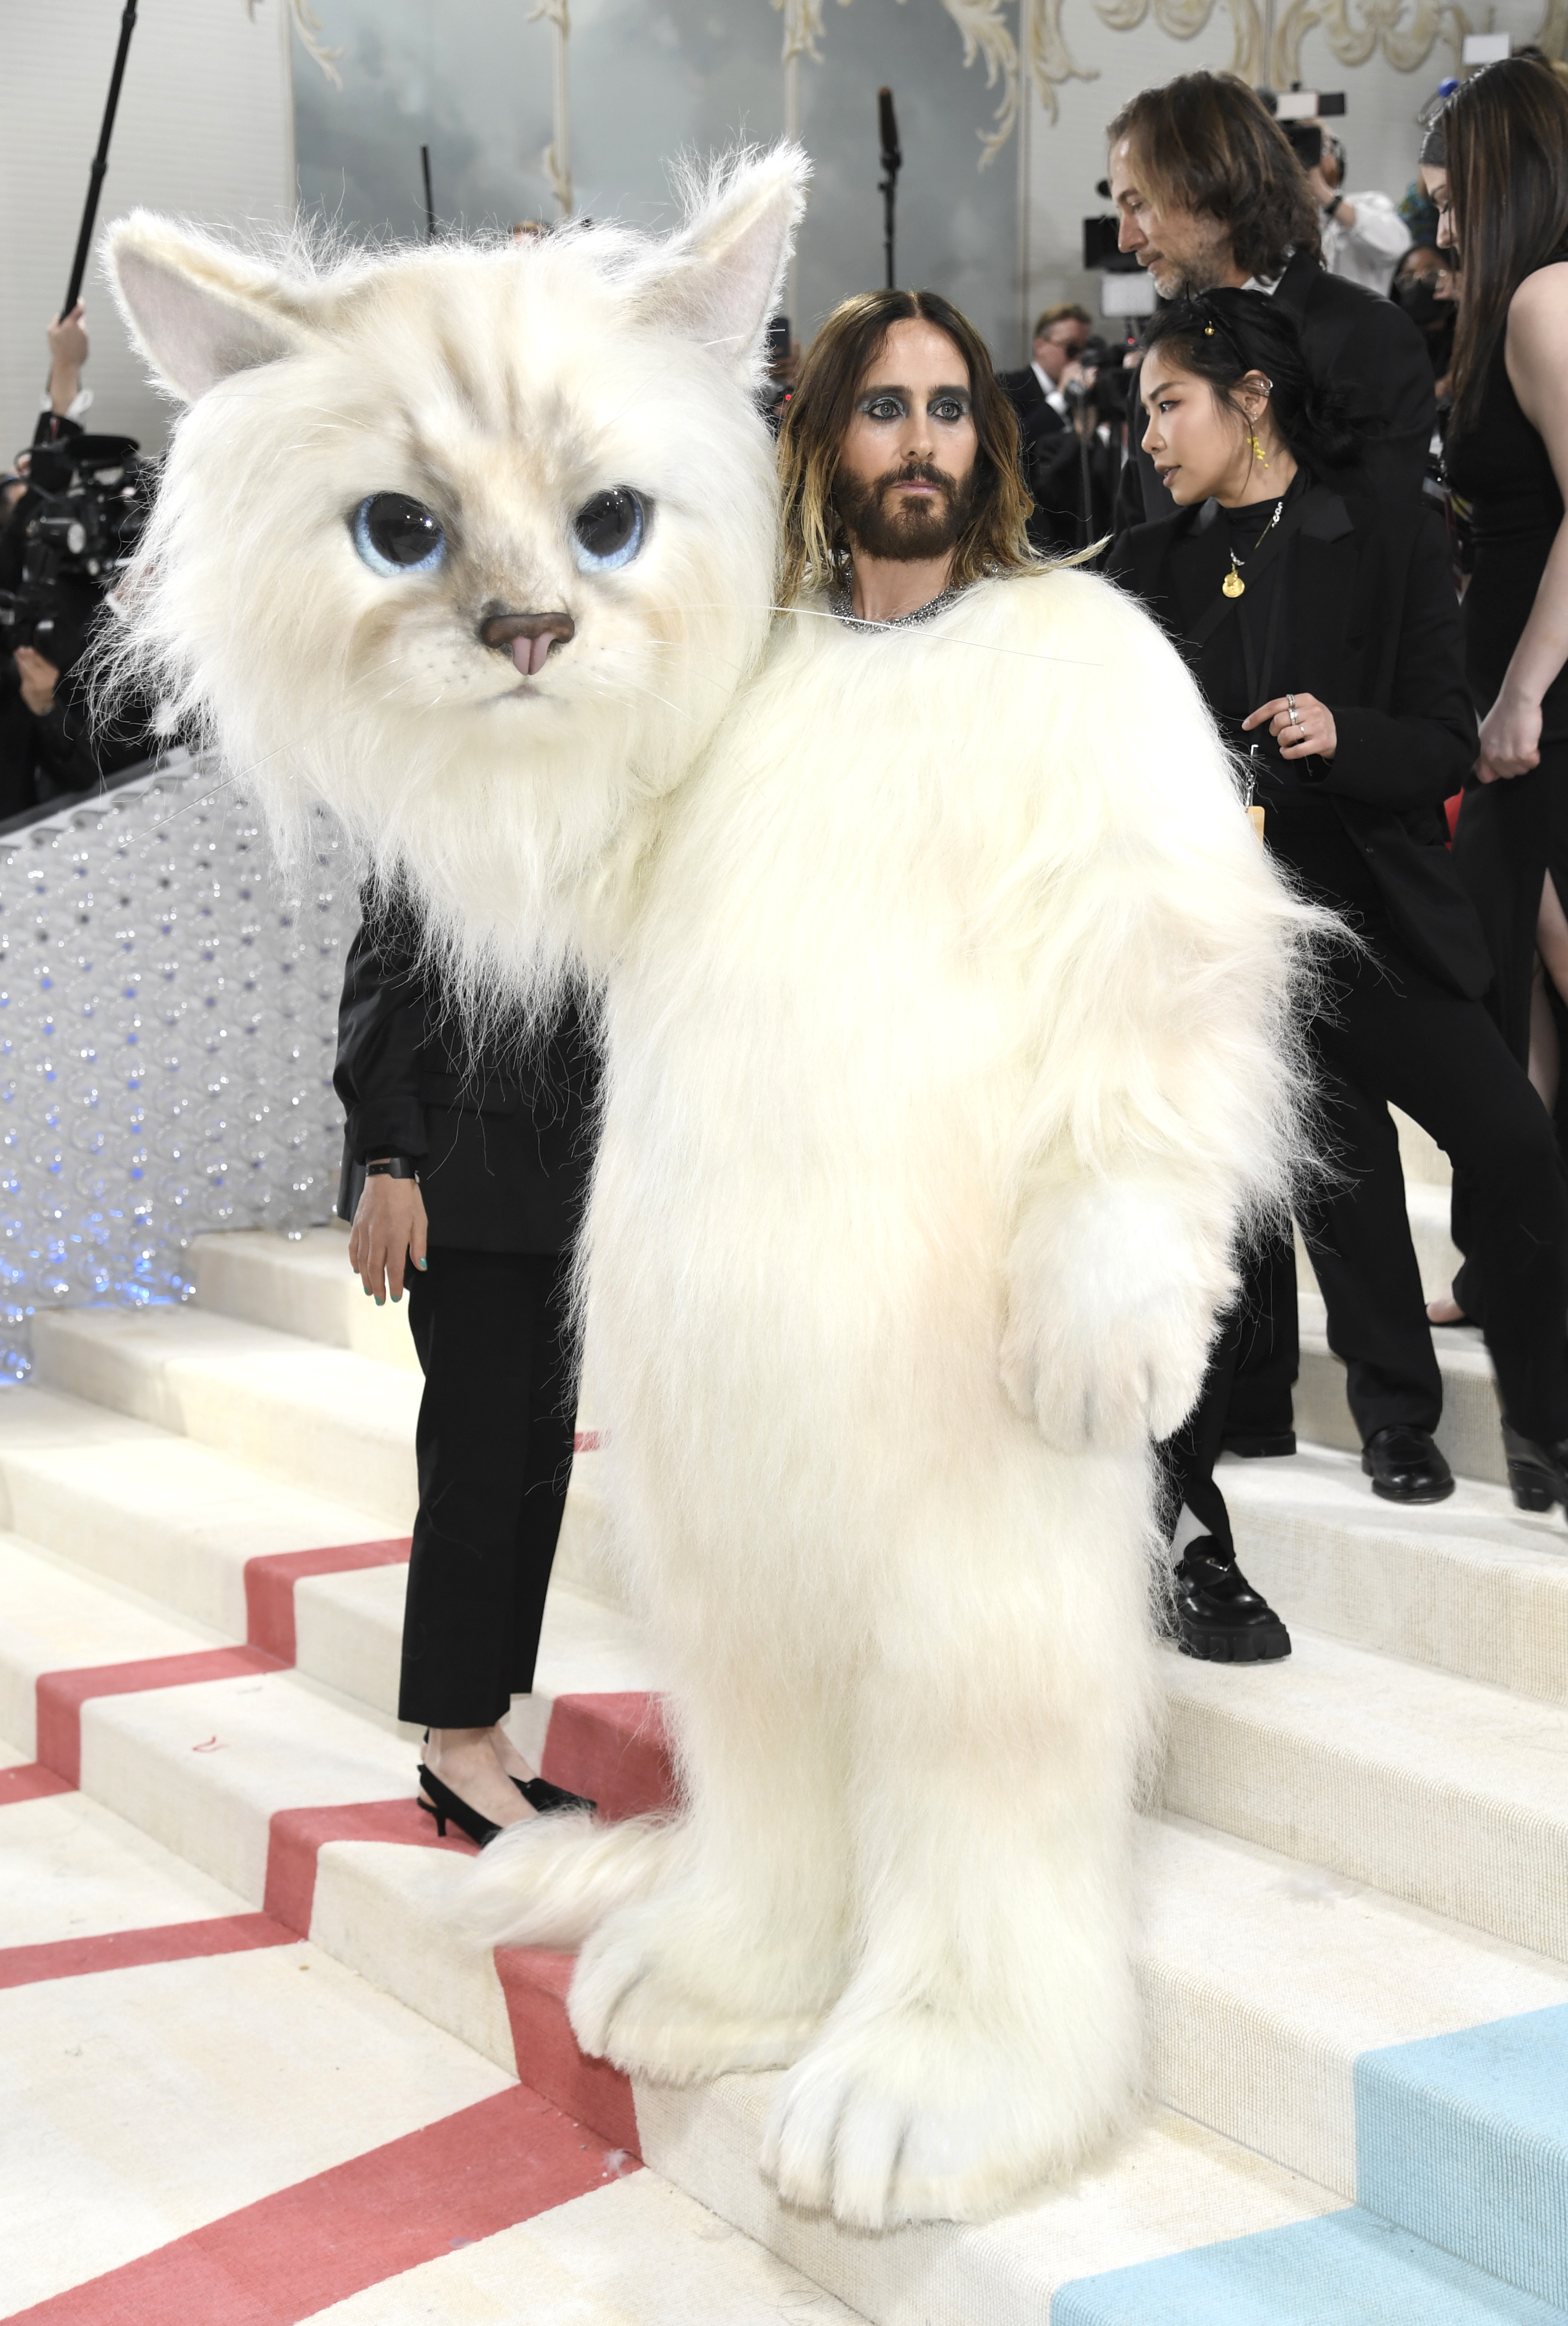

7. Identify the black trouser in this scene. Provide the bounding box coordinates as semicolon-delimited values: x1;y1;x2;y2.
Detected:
1218;1223;1299;1444
1302;939;1568;1447
398;1246;578;1729
1159;938;1568;1554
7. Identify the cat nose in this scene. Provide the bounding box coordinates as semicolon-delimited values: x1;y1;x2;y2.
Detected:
479;608;575;679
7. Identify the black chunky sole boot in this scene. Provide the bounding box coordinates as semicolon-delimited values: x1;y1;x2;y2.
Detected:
1164;1540;1292;1663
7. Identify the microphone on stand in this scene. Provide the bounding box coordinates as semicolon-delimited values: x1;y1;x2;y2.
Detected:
877;87;902;292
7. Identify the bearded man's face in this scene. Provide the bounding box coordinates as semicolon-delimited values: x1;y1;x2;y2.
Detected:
834;319;980;564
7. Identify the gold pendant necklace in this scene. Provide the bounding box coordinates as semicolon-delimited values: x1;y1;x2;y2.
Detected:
1223;494;1284;599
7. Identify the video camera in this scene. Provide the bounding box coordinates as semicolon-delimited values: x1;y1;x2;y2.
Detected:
0;433;153;673
1261;87;1346;174
1062;335;1137;421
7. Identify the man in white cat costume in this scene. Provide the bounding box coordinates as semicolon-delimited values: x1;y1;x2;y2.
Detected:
103;151;1309;2228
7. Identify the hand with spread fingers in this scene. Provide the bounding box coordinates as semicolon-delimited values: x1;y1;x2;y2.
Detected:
1242;689;1337;762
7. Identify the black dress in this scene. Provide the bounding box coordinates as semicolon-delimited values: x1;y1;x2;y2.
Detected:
334;885;602;1729
1447;299;1568;1082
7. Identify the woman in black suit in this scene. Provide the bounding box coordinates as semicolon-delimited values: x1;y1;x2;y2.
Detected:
1107;287;1568;1654
336;882;600;1841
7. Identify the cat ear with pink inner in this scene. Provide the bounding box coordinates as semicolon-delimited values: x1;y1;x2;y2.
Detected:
643;145;809;381
104;213;324;404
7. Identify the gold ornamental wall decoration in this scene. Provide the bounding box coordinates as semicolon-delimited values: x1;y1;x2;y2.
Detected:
771;0;1567;158
1267;0;1470;91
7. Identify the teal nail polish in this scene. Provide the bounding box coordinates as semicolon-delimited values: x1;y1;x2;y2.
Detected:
392;1291;402;1304
416;1256;428;1271
362;1285;371;1298
375;1294;384;1306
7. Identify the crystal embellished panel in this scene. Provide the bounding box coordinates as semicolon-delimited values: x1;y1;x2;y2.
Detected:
0;752;355;1381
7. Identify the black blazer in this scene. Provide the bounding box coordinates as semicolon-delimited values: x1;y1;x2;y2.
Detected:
999;366;1116;552
1106;481;1491;999
1116;252;1437;529
998;363;1062;443
333;884;600;1253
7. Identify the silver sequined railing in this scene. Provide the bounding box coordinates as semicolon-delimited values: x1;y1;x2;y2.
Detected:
0;750;355;1381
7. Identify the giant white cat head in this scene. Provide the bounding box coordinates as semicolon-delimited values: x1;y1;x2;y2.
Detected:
104;149;806;1010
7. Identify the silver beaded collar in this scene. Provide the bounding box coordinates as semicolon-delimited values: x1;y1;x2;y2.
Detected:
826;579;968;631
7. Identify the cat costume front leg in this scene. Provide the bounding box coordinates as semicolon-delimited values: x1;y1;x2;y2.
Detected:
103;157;1312;2227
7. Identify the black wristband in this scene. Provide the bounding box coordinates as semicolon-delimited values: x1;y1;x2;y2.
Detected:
1325;193;1343;219
364;1155;419;1179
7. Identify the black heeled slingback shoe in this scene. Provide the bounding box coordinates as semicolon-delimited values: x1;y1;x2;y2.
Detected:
512;1774;596;1816
417;1763;501;1847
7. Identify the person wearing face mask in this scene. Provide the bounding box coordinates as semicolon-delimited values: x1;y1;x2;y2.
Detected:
1106;73;1434;528
1107;286;1568;1623
1392;241;1456;399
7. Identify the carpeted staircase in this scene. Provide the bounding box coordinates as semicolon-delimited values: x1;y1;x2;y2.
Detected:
4;1125;1566;2324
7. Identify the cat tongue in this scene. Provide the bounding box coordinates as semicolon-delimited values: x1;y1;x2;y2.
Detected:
513;633;552;679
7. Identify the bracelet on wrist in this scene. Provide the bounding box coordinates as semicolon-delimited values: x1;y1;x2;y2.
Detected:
365;1156;419;1180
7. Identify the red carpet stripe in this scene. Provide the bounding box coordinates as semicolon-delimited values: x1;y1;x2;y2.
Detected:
243;1539;411;1663
541;1692;676;1822
7;2080;633;2325
263;1797;477;1935
0;1761;74;1806
495;1946;640;2156
0;1912;296;1990
35;1646;284;1788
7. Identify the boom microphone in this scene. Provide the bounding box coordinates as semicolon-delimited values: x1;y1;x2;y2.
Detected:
878;86;902;291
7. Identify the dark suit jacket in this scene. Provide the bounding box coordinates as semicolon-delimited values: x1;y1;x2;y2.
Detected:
998;364;1061;440
1106;481;1491;998
1116;251;1437;529
333;884;600;1253
999;365;1115;552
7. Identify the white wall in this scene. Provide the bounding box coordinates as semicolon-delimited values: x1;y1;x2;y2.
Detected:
0;0;294;465
292;0;1020;357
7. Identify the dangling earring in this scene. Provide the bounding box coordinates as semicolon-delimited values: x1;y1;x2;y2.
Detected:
1249;426;1270;467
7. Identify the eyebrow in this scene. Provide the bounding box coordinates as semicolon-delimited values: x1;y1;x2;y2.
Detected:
1142;374;1179;403
859;382;972;400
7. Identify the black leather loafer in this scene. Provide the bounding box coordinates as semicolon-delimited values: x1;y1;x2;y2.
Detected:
1360;1426;1455;1504
1501;1421;1568;1515
1165;1540;1292;1663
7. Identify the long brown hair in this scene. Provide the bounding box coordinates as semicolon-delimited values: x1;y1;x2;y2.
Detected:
1107;73;1320;284
776;288;1035;607
1444;58;1568;435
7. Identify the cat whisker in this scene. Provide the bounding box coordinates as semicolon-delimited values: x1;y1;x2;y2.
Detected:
628;601;1109;672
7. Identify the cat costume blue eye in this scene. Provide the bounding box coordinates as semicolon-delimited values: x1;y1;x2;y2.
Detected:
573;487;645;573
351;493;446;577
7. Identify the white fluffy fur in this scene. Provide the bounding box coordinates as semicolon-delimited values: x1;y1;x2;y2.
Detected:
105;164;1315;2230
102;155;800;1029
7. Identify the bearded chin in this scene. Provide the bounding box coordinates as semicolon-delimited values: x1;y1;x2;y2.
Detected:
838;472;973;563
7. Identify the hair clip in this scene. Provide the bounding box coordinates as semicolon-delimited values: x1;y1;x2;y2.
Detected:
1204;322;1216;335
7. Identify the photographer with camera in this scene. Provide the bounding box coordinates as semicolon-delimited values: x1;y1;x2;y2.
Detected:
0;304;159;811
1106;73;1434;525
1310;129;1412;295
1000;306;1127;552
